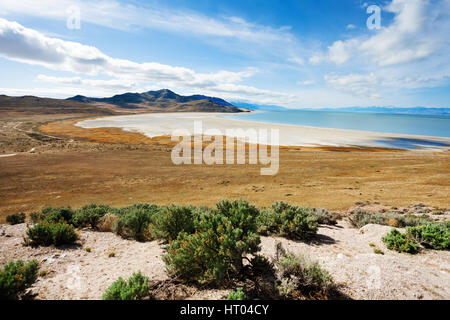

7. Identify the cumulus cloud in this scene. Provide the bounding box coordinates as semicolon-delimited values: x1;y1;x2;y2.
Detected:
0;18;290;103
310;0;450;99
328;39;359;65
322;0;450;67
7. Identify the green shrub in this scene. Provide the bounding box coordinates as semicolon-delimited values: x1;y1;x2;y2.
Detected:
397;214;430;228
227;288;245;300
407;223;449;250
6;212;26;225
113;206;157;241
116;204;157;215
164;199;261;285
72;204;111;229
348;209;429;229
382;229;419;254
275;243;335;297
256;209;281;235
310;208;338;225
30;207;75;224
278;206;318;240
249;255;275;276
151;205;196;242
348;209;386;228
25;222;78;246
0;260;39;300
102;271;150;300
257;202;318;240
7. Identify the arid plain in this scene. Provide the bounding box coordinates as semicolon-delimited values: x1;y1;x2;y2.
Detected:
1;101;450;300
1;105;449;221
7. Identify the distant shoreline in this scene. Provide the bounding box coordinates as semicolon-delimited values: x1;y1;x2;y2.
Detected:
76;112;450;150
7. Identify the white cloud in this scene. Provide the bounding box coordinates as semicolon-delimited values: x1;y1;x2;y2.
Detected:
308;54;324;65
0;18;291;104
288;57;304;66
325;73;380;99
328;39;359;65
346;24;357;30
323;0;450;67
36;74;138;90
0;0;296;45
310;0;450;99
297;80;314;85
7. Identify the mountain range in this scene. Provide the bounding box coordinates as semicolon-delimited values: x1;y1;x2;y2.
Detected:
67;89;244;113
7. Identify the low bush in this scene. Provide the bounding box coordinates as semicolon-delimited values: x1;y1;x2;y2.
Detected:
310;208;338;225
25;222;78;247
274;243;335;298
397;214;430;228
102;271;150;300
382;229;419;254
407;223;449;250
151;205;197;242
256;202;318;240
72;204;111;229
113;205;158;241
97;213;118;232
6;212;26;225
256;208;281;236
227;288;245;300
278;205;318;241
249;255;275;277
0;260;39;300
348;209;386;228
348;209;429;229
30;207;75;224
164;199;261;285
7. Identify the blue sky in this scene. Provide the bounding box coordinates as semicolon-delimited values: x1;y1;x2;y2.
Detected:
0;0;449;108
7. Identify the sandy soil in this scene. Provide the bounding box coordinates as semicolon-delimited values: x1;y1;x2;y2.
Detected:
1;221;448;300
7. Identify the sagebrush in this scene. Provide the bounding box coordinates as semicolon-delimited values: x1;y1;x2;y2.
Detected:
102;271;150;300
0;260;39;300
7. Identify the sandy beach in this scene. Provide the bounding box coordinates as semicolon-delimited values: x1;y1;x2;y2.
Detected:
76;112;450;150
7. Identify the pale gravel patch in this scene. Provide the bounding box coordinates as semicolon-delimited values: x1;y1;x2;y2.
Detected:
0;224;168;300
259;222;450;300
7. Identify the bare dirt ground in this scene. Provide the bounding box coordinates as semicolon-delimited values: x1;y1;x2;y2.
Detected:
1;221;448;300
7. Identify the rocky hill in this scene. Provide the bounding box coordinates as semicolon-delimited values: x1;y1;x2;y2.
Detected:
67;89;244;113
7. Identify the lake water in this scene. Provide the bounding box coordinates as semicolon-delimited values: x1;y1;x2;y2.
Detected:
78;111;450;150
224;110;450;137
223;110;450;149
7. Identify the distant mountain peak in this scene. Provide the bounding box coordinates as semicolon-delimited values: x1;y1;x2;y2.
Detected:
67;89;245;113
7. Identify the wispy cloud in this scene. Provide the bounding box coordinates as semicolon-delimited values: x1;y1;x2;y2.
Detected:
0;0;295;44
0;17;289;103
324;73;380;99
312;0;450;99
